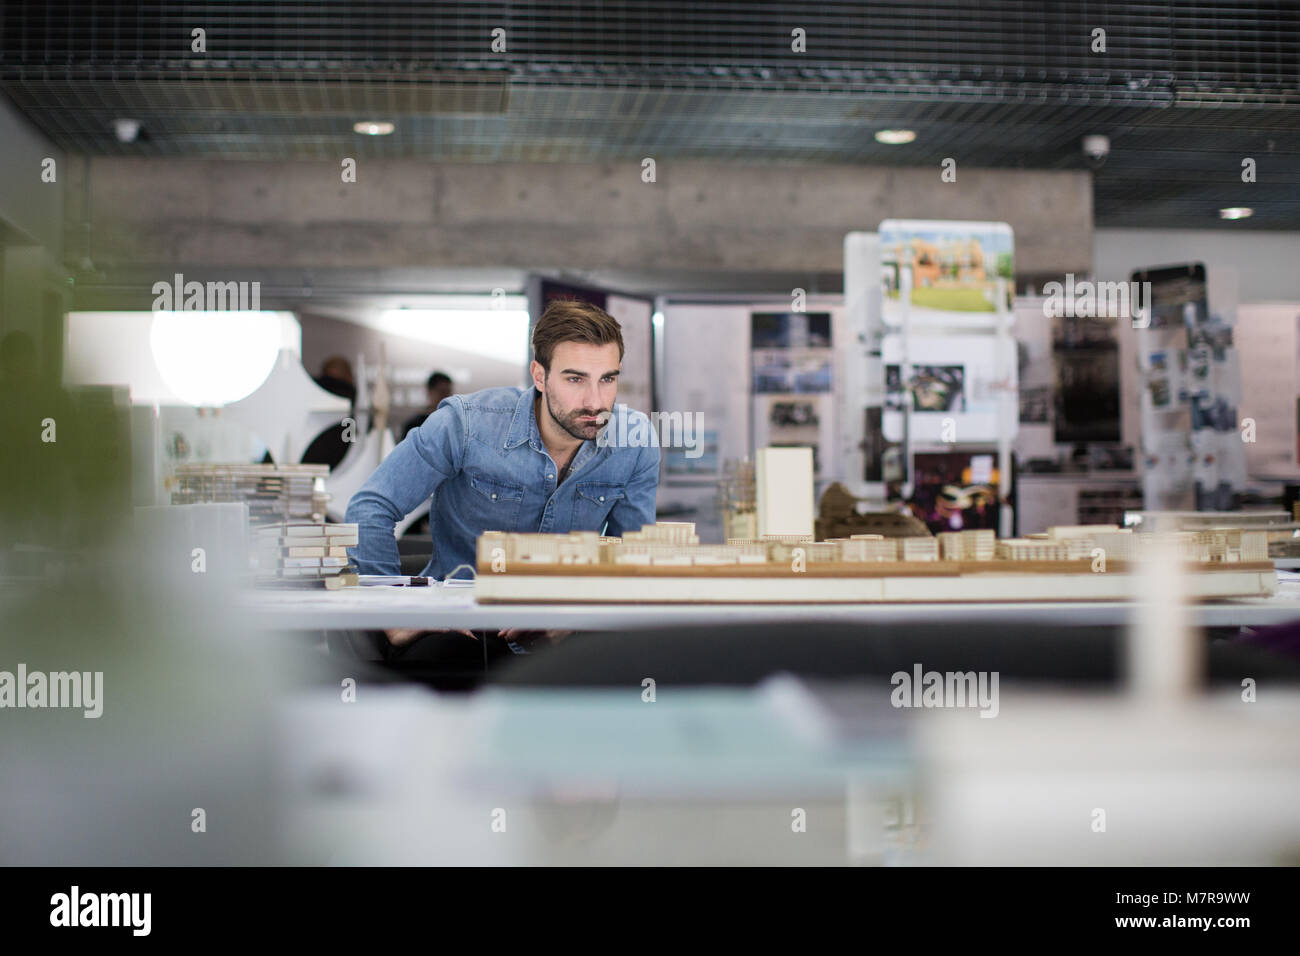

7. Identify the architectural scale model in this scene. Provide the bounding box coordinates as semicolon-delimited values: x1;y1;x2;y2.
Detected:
170;463;331;527
171;463;357;587
1125;509;1300;558
472;521;1276;604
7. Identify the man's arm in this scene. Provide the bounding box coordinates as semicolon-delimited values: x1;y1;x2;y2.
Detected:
604;440;660;537
344;401;464;574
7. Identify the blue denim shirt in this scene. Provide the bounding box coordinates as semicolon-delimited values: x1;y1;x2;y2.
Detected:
344;386;660;580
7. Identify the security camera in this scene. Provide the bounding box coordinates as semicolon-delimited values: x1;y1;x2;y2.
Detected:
1082;134;1110;167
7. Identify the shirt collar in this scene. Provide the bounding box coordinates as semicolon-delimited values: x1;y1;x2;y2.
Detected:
505;386;613;467
504;386;540;449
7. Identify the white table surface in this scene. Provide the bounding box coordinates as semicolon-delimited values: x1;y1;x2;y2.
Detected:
237;579;1300;630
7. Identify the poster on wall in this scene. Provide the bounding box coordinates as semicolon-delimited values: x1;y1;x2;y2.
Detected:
876;220;1016;452
1053;315;1121;444
1018;385;1051;424
750;312;832;393
880;333;1012;444
751;312;833;476
905;452;1001;535
1132;263;1243;510
880;220;1015;327
663;429;720;476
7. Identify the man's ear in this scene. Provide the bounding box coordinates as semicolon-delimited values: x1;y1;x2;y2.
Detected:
529;360;546;391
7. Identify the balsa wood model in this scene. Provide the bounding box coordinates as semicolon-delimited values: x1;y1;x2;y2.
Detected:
473;522;1276;604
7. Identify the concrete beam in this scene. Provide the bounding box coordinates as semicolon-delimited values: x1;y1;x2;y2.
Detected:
71;158;1092;279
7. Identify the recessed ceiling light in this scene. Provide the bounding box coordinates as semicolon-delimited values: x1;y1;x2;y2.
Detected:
353;121;395;136
1219;207;1253;220
875;129;916;145
113;118;142;142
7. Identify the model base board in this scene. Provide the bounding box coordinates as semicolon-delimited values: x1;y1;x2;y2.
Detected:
474;563;1276;604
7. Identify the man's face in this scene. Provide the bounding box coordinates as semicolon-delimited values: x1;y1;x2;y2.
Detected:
532;341;621;442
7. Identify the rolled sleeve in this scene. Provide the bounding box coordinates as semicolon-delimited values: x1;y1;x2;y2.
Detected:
344;401;464;574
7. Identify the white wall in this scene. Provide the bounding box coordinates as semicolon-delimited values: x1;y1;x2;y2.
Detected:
1095;228;1300;486
1236;303;1300;478
1094;229;1300;302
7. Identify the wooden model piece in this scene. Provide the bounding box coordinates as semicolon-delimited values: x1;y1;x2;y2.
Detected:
756;447;815;538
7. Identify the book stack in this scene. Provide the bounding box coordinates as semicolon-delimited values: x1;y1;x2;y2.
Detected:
252;522;360;589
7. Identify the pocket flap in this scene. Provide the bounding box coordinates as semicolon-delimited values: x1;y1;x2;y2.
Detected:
575;483;626;504
468;474;525;502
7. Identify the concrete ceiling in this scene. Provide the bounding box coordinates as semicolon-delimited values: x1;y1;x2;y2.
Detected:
2;1;1298;230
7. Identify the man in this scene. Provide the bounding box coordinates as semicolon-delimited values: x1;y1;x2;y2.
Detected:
315;355;356;400
345;299;659;654
301;356;358;470
402;371;454;441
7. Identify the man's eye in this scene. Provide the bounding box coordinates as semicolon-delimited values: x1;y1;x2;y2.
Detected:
602;376;616;383
568;377;582;383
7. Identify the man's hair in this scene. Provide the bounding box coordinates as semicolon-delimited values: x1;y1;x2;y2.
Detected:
319;355;353;383
426;371;452;390
531;298;624;372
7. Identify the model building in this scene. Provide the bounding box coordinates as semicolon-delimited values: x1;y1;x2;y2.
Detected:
473;521;1276;604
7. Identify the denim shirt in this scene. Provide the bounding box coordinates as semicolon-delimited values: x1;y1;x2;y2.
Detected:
344;386;660;580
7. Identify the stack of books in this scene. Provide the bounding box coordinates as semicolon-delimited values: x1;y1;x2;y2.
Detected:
252;522;359;588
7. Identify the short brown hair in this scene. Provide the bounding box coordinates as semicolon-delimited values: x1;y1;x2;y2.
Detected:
531;298;624;371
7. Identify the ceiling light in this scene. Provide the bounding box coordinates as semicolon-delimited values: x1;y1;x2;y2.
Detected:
1219;207;1253;220
875;129;916;145
149;311;289;406
353;121;395;136
113;118;141;143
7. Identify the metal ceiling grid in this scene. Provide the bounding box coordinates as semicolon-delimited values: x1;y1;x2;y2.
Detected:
0;2;1296;228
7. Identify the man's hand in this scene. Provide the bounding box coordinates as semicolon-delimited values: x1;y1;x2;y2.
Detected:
497;628;573;646
384;627;477;648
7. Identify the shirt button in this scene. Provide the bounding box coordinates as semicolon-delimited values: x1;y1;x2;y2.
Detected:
547;474;554;480
491;493;497;500
599;496;605;502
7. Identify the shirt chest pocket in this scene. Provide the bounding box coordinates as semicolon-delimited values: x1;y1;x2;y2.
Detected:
572;482;625;532
466;474;526;531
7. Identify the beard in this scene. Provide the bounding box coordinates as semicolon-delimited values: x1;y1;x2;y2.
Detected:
543;387;611;441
